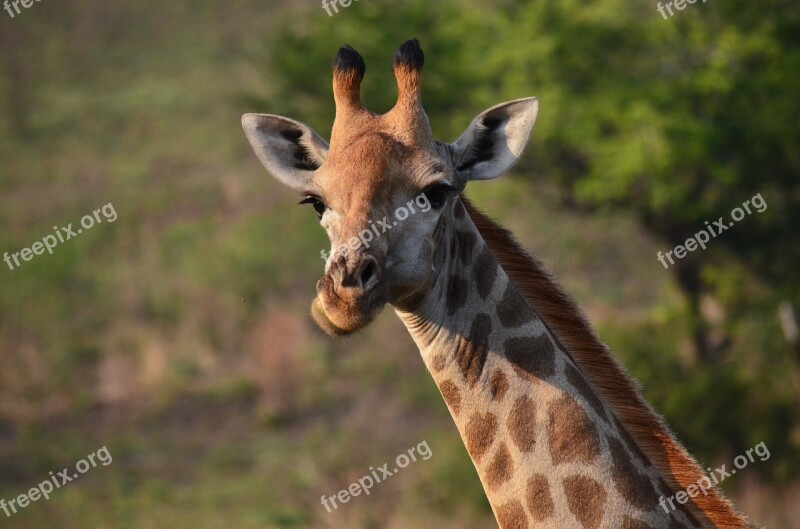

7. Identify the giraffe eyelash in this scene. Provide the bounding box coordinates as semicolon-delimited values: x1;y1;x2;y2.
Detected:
299;196;327;220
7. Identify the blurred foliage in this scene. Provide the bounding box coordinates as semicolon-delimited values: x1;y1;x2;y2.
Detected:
0;0;799;528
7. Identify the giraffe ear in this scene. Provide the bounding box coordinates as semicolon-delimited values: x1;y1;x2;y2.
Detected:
448;97;539;183
241;114;329;192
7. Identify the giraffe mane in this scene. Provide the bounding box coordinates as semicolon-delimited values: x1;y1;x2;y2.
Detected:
462;196;755;529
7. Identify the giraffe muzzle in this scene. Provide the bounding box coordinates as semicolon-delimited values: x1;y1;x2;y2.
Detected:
311;254;387;336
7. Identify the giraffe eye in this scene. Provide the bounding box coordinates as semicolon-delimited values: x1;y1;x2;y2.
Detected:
299;196;327;220
423;183;457;210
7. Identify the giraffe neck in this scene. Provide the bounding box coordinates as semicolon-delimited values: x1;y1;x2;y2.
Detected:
393;199;699;529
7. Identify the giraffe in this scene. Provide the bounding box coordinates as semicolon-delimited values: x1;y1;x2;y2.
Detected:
242;39;757;529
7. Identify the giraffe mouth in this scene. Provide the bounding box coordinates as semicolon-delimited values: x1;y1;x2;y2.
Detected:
311;273;387;336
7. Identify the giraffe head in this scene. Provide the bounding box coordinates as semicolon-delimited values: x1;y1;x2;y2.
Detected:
242;39;538;336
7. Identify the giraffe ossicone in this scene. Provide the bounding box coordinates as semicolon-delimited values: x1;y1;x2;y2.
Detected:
242;39;757;529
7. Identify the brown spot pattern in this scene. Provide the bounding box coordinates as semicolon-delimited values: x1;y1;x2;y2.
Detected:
431;354;446;372
525;474;554;521
497;282;534;328
548;394;601;465
563;475;606;529
495;500;528;529
474;246;497;300
458;230;477;266
454;314;492;386
439;380;461;415
564;362;608;421
504;334;556;382
446;274;469;315
507;395;537;452
465;412;498;462
489;369;509;401
607;435;658;510
621;516;653;529
486;443;513;491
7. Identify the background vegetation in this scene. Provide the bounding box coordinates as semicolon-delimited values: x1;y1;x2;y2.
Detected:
1;0;798;527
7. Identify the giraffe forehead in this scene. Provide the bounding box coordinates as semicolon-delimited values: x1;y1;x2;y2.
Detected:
327;133;397;183
321;132;433;211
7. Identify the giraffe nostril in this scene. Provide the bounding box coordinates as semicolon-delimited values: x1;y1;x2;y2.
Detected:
359;260;376;288
332;256;380;291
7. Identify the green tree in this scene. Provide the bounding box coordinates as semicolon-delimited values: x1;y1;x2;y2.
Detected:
485;0;800;363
